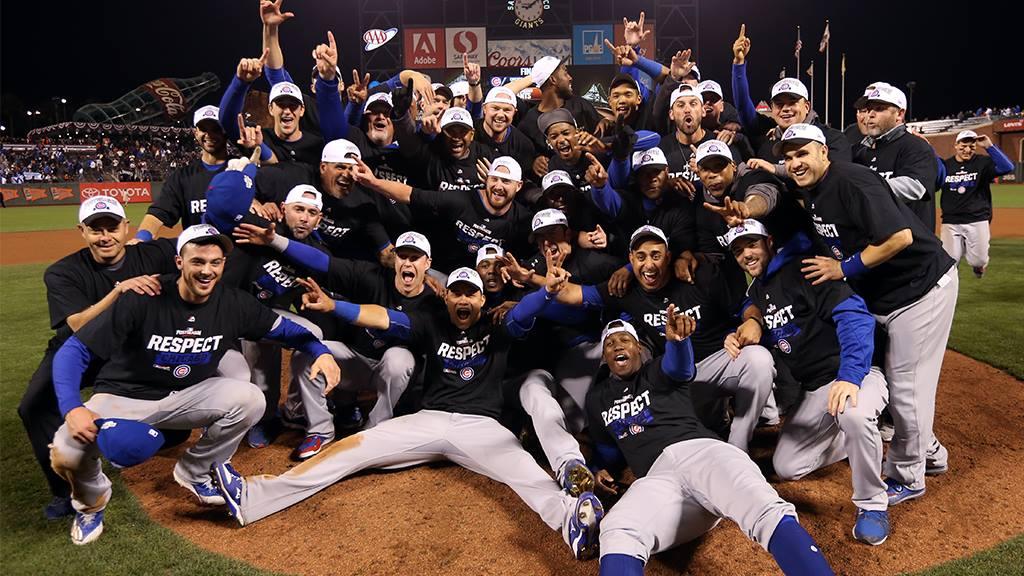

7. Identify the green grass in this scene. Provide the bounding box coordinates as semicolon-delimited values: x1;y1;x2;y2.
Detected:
0;204;151;233
0;263;278;576
0;240;1021;574
991;183;1024;209
946;239;1024;379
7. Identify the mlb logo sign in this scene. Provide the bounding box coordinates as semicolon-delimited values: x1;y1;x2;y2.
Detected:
404;28;445;68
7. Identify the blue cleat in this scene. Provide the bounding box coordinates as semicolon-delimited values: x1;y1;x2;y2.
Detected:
44;496;74;520
71;510;104;545
885;478;925;506
558;459;595;497
211;461;246;526
173;467;226;505
563;491;604;560
853;509;890;545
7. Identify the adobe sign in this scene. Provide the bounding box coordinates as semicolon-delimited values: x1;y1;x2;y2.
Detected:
404;28;445;68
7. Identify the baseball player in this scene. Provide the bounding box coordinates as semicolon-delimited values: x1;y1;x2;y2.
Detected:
550;225;775;452
353;155;532;273
731;25;851;167
19;197;180;519
852;82;939;231
585;318;834;575
234;224;444;459
49;224;340;545
778;123;958;502
131;106;229;242
211;267;605;561
657;85;749;190
538;108;607;192
537;169;611;252
474;87;538;178
697;80;749;147
939;130;1015;277
517;56;603;164
727;220;891;545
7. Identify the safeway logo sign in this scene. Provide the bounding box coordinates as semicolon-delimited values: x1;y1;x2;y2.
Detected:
404;28;445;68
363;28;398;52
445;27;486;68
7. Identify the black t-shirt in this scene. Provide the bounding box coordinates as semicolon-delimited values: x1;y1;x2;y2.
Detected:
586;358;717;478
940;154;998;224
44;240;178;348
612;186;696;256
255;163;391;260
262;128;325;168
404;311;513;420
473;120;538;181
659;130;748;185
854;128;938;231
409;187;533;273
798;161;954;314
147;160;227;228
222;228;329;311
325;258;445;359
517;95;602;154
747;256;856;391
596;261;738;361
392;118;495;192
76;275;279;400
346;128;415;237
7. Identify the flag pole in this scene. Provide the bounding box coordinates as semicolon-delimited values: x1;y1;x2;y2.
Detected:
841;53;847;128
809;63;814;107
796;26;801;81
824;20;830;125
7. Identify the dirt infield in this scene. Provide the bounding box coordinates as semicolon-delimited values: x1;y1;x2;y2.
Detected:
119;350;1024;576
2;209;1022;266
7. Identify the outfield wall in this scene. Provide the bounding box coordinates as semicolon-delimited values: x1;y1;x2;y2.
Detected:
1;181;164;206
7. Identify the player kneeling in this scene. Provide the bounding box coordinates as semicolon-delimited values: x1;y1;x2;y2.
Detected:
587;314;834;575
727;220;890;545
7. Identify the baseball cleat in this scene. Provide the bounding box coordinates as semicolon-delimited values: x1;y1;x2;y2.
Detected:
246;422;277;449
884;478;925;506
852;509;889;545
173;467;226;505
211;461;246;526
71;510;104;545
44;496;74;520
563;491;604;560
292;434;332;461
558;459;595;497
925;462;948;476
972;266;986;278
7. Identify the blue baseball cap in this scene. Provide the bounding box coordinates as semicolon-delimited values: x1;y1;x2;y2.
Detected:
95;418;165;469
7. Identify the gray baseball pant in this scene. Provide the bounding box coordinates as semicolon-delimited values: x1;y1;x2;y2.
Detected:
551;340;604;433
875;266;958;490
599;438;796;563
516;369;586;475
293;341;416;438
50;377;263;513
691;346;776;452
236;410;577;529
773;368;889;511
941;221;990;269
242;309;323;423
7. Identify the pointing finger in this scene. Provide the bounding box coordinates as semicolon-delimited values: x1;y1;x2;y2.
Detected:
739;24;746;38
258;48;270;65
327;30;336;49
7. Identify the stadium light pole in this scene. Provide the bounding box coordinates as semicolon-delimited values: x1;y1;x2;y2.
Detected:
906;81;916;122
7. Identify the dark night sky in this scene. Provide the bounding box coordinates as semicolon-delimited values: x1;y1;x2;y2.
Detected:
2;0;1020;135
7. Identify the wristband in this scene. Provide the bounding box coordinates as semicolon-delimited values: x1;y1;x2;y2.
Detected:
840;252;870;278
134;229;153;242
468;81;480;87
332;300;361;324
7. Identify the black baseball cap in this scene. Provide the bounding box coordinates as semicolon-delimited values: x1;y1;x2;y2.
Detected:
609;73;641;93
538;108;576;136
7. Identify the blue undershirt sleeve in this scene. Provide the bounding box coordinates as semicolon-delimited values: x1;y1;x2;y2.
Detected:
832;296;875;386
53;336;94;417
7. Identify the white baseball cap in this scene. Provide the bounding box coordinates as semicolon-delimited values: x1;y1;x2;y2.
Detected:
689;64;702;81
440;107;474;131
531;56;563;87
529;208;569;241
629;224;669;251
176;223;233;256
269;82;303;105
724;219;769;247
773;123;827;155
862;82;907;110
449;81;470;98
632;147;669;171
484;86;517;107
771;78;809;101
284;184;323;211
363;92;393;114
321;139;362;164
518;87;540;101
542;170;576;192
670;84;704;106
79;195;126;225
475;243;505;267
487;156;522;182
695;140;734;166
956;130;979;142
600;318;639;346
192;105;220;127
697;80;723;101
395;231;431;258
447;266;484;292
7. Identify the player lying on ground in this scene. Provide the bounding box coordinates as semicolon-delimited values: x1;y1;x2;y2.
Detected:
727;220;891;545
578;315;835;576
211;266;605;560
49;225;340;545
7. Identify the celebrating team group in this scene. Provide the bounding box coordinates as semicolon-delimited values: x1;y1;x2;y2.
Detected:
22;3;1015;575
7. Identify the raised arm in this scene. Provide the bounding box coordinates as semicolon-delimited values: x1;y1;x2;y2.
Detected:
730;24;759;131
296;277;398;333
351;158;414;203
312;31;350;141
260;0;294;79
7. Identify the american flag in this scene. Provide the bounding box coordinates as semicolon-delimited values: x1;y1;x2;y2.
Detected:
818;22;830;53
807;62;814;78
795;27;803;58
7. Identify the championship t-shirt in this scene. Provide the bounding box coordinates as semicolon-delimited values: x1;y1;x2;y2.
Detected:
147;160;227;228
940;154;998;224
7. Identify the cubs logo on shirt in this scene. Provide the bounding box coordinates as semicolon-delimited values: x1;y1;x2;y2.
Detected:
460;367;475;381
173;365;191;378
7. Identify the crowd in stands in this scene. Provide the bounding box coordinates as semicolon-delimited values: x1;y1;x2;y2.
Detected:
0;132;198;184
